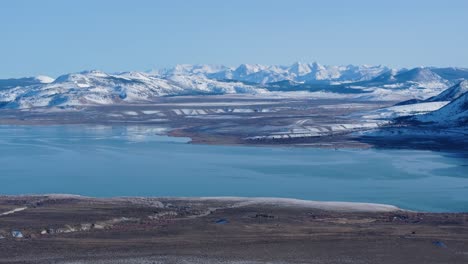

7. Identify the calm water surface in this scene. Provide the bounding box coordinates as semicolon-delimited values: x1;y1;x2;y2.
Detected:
0;125;467;212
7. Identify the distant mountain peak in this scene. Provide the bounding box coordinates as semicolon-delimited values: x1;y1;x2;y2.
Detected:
394;67;443;82
289;62;312;76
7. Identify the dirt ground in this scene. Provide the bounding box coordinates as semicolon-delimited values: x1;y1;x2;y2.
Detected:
0;195;467;263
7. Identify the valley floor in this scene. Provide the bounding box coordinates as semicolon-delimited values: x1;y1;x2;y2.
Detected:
0;195;467;264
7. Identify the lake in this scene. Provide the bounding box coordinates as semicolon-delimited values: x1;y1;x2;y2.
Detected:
0;125;467;212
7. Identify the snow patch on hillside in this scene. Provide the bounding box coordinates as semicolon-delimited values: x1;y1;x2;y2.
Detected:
363;101;449;120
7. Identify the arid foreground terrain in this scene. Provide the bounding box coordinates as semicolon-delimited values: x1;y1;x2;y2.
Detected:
0;195;467;264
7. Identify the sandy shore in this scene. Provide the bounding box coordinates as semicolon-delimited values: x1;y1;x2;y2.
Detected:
0;195;467;263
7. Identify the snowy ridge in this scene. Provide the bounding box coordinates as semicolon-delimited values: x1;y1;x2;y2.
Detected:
416;91;468;125
363;101;449;120
0;63;467;109
360;67;452;93
0;71;264;109
160;62;391;84
426;80;468;102
385;80;468;125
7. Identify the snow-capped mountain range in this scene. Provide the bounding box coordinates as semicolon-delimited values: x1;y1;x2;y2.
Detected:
1;62;467;109
158;62;393;84
0;70;265;109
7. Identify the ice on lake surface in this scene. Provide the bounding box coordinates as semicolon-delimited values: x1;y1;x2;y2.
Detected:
0;125;467;212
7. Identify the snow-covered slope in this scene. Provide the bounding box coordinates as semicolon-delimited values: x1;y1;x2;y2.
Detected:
0;71;264;109
363;101;449;120
416;92;468;125
364;67;450;89
426;80;468;102
354;67;454;103
395;67;445;84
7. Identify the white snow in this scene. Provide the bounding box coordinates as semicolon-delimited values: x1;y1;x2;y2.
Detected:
0;70;265;109
417;92;468;125
0;207;27;216
107;113;123;117
363;101;449;120
232;109;255;113
189;197;400;212
247;122;382;140
427;80;468;102
171;62;390;84
0;64;466;109
141;110;161;115
123;111;139;116
35;75;55;83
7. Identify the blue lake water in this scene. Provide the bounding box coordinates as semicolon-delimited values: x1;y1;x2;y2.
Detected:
0;125;467;212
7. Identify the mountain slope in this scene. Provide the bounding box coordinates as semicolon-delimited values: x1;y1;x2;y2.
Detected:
394;80;468;106
426;80;468;102
394;67;444;83
365;67;450;88
0;71;264;109
416;91;468;125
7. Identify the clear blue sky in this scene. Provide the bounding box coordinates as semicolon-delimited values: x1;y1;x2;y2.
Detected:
1;0;467;78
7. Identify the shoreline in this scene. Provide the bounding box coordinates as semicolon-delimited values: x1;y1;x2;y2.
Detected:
1;192;466;214
2;122;467;152
0;195;402;213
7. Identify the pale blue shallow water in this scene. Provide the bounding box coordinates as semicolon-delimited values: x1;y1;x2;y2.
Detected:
0;125;467;212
